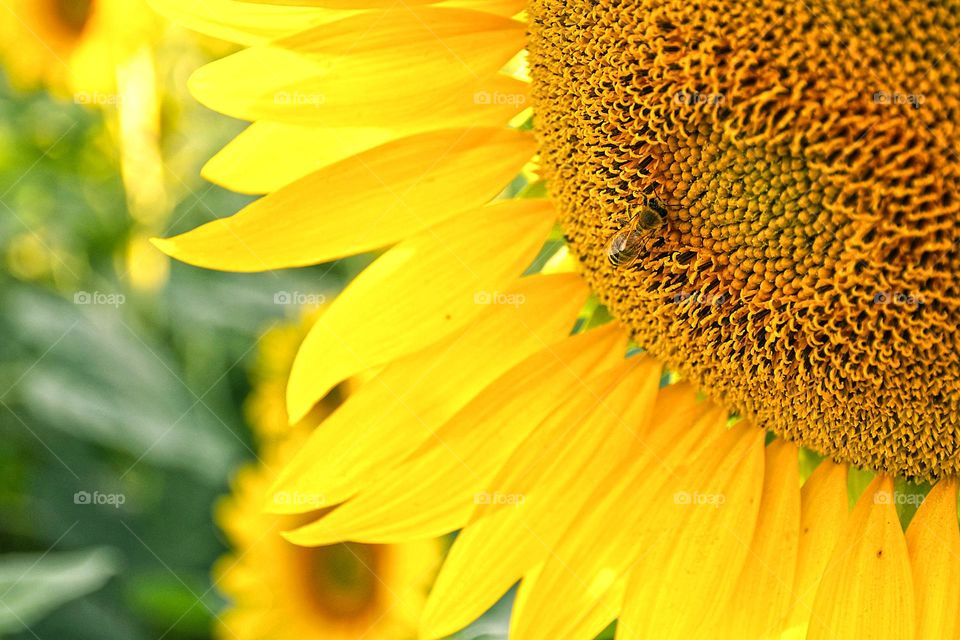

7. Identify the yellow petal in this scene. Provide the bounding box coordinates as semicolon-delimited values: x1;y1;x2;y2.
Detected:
807;475;915;640
247;0;526;15
267;273;589;512
444;0;525;16
510;387;722;640
233;0;437;8
715;439;801;640
511;563;542;617
202;77;530;195
511;564;626;640
784;459;848;634
153;128;535;271
905;479;960;639
188;7;526;127
617;423;766;640
147;0;347;45
203;124;392;196
471;355;661;523
421;356;662;638
285;199;554;421
282;324;628;545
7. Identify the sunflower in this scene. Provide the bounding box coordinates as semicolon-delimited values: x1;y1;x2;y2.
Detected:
0;0;155;94
243;309;346;443
215;317;443;640
154;0;960;638
0;0;170;292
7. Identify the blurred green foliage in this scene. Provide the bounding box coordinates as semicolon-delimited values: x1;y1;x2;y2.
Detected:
0;67;359;639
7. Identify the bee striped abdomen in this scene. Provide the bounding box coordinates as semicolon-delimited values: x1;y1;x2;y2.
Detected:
606;203;666;268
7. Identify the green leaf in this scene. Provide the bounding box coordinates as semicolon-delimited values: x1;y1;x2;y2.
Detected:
7;290;240;483
126;571;219;636
0;547;119;633
847;466;875;510
518;180;548;199
893;477;931;530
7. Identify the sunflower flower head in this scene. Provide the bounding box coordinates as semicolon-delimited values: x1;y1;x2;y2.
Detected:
215;313;442;640
530;0;960;480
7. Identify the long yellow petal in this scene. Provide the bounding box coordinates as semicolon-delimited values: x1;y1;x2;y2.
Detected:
807;475;915;640
471;355;661;523
784;459;848;635
153;128;536;271
147;0;346;45
203;124;392;196
202;77;530;195
444;0;525;16
509;388;722;640
234;0;437;8
234;0;524;15
285;199;554;421
282;324;628;545
510;563;543;631
715;439;801;640
267;273;589;512
617;423;766;640
420;356;662;638
188;7;526;126
905;479;960;640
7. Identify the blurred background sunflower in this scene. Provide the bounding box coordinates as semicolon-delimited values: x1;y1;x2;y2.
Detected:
0;0;154;94
0;0;169;286
215;316;443;640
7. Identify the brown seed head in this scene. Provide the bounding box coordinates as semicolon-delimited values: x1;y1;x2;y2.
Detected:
529;0;960;479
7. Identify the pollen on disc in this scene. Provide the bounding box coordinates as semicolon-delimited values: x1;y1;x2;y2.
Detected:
528;0;960;480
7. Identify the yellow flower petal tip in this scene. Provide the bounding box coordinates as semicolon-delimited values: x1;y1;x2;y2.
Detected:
283;199;556;422
149;235;217;270
149;236;176;257
906;478;960;639
807;475;916;640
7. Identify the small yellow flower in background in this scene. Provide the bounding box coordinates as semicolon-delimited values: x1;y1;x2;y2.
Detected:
214;437;443;640
0;0;156;96
244;312;324;444
216;317;443;640
152;1;960;639
1;0;173;293
244;310;367;444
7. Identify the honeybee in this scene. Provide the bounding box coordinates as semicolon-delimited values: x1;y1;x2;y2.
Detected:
606;197;670;268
